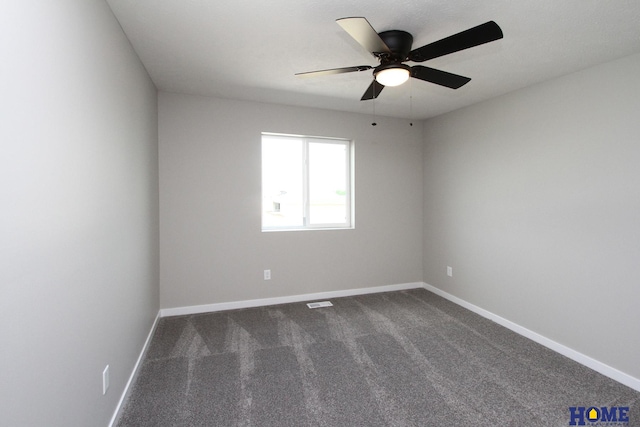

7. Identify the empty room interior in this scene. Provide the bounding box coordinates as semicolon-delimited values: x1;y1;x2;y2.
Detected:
2;1;640;426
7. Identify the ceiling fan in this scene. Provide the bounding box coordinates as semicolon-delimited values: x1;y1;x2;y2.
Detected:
296;17;503;100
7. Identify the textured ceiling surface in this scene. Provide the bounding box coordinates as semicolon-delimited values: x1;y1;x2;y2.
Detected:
107;0;640;119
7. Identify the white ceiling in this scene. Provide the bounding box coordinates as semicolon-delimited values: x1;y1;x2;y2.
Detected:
107;0;640;120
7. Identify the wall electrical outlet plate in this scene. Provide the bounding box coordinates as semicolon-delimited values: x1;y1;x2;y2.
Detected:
447;266;453;277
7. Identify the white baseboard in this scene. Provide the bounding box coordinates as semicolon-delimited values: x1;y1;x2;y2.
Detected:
422;282;640;392
159;282;424;318
108;312;161;427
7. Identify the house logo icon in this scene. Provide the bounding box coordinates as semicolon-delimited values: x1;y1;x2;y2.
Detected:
587;407;600;422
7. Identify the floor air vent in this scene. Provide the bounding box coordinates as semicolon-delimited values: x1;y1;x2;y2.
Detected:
306;301;333;309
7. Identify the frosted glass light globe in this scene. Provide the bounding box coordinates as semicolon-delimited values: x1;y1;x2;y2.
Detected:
375;67;410;87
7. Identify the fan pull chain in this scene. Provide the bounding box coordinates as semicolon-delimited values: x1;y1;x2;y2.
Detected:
371;84;377;126
409;78;414;126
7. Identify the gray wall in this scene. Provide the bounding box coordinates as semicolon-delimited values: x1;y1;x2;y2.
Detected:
159;92;423;309
0;1;159;425
423;53;640;379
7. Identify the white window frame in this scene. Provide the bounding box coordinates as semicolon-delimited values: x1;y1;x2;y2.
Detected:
261;132;354;232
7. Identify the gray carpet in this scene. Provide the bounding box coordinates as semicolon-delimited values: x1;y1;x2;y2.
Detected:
116;289;640;426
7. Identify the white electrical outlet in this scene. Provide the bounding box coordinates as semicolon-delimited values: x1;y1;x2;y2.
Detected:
447;266;453;277
102;365;110;395
264;269;271;280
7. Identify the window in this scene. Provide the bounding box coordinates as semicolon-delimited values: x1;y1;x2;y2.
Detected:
262;133;353;231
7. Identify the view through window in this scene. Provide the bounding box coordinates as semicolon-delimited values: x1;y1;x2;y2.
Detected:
262;133;352;231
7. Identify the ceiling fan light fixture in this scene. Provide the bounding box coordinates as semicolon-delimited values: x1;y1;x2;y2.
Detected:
374;64;410;87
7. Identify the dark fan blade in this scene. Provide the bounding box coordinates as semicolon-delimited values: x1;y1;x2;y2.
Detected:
295;65;373;78
361;80;385;101
337;17;392;56
411;65;471;89
408;21;503;62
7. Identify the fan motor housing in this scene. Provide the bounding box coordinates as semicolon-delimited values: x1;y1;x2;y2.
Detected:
378;30;413;61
